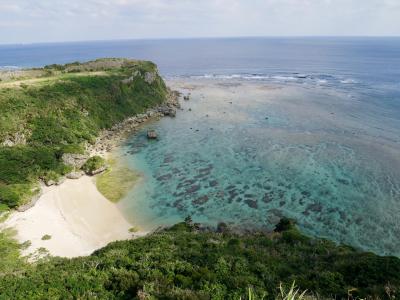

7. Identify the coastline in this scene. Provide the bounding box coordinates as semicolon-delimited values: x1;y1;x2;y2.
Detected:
1;88;181;258
87;88;180;156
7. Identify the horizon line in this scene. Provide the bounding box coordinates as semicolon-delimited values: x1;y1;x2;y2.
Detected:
1;35;400;46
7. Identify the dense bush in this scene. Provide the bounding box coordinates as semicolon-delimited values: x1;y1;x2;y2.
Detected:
0;221;399;299
0;59;168;209
82;156;106;174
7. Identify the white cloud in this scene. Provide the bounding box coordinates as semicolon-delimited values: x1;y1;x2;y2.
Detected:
0;0;399;43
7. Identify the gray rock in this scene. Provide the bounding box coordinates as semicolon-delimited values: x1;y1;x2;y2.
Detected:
61;153;89;169
89;166;107;176
2;139;14;147
121;76;134;84
66;171;84;179
158;106;176;117
45;179;56;187
147;130;158;139
144;72;156;84
16;189;43;212
56;177;66;186
1;132;26;146
168;108;176;117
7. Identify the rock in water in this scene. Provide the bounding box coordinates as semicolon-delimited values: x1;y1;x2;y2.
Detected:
147;130;158;139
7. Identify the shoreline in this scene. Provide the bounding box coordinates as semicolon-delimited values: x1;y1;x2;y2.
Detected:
87;88;181;156
1;88;181;258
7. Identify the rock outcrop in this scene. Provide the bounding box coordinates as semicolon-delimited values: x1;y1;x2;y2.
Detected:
144;72;156;84
66;171;84;179
87;166;107;176
61;153;89;169
1;132;27;147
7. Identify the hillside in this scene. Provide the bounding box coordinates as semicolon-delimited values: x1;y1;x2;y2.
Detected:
0;58;168;211
0;219;399;299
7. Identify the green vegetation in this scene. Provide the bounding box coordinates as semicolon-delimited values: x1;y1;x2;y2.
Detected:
0;228;25;275
0;219;399;299
82;155;106;175
96;158;140;202
129;226;140;233
0;58;168;209
41;234;51;241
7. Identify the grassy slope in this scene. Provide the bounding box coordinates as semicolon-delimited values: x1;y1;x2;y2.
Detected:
0;220;399;299
0;58;168;209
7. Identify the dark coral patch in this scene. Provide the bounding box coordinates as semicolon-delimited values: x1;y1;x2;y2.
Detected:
209;180;218;187
192;195;209;205
244;199;258;209
262;193;272;203
156;173;172;181
186;185;201;194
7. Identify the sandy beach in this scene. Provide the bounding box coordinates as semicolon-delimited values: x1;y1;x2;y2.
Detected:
2;176;140;258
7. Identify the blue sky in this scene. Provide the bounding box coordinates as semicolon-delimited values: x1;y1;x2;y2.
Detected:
0;0;399;44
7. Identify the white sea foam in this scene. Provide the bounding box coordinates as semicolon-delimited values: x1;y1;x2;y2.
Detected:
0;65;20;70
271;75;297;81
186;73;362;88
340;78;357;84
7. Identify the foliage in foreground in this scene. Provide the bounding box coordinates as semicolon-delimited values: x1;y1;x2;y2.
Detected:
0;58;168;209
0;219;399;299
0;228;25;275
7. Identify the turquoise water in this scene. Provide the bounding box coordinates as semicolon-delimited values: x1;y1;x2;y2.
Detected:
119;80;400;256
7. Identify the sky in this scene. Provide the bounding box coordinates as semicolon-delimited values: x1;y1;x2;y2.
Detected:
0;0;399;44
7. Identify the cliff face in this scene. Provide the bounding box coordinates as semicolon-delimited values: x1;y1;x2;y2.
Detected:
0;59;168;210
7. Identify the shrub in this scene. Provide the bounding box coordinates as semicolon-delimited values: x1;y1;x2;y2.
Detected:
82;156;106;175
41;235;51;241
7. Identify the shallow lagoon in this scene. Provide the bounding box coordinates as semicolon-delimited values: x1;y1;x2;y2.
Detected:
118;79;400;256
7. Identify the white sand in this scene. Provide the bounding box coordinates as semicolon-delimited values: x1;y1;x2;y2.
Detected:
2;176;135;258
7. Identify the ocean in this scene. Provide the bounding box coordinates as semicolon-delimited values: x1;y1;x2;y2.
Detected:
2;37;400;256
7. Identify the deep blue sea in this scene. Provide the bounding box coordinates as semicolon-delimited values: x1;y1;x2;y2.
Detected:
2;37;400;256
